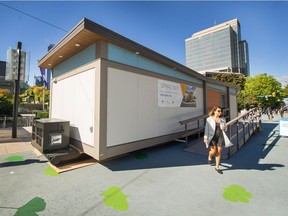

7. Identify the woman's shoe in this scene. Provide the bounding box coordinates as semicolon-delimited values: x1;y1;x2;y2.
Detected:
208;160;213;166
215;168;223;174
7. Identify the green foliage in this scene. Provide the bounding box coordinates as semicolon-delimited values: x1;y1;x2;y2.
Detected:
35;111;49;118
212;73;246;110
21;86;50;104
282;83;288;98
241;73;282;108
212;73;246;89
0;89;13;116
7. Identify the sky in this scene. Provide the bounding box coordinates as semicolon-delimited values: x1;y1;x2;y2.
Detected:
0;1;288;87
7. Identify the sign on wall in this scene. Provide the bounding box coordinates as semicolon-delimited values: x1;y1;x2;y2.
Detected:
279;119;288;137
158;79;197;107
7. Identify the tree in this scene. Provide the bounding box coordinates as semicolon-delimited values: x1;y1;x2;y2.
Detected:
241;73;282;108
282;83;288;98
20;86;50;104
212;73;246;110
0;89;13;116
212;73;246;89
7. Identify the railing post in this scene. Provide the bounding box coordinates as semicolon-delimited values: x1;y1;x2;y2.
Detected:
236;121;239;150
243;119;246;144
247;118;250;138
253;115;257;134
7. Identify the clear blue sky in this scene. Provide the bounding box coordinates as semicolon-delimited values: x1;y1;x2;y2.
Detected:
1;1;288;86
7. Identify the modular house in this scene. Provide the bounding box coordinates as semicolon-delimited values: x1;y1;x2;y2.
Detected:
38;18;238;161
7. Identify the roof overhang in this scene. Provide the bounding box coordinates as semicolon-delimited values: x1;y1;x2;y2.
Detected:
38;18;239;90
38;18;204;79
38;18;105;69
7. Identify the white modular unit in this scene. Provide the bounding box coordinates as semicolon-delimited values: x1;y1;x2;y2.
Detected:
106;67;204;147
50;63;99;150
40;18;239;161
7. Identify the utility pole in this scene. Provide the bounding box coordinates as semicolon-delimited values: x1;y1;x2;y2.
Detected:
12;42;22;138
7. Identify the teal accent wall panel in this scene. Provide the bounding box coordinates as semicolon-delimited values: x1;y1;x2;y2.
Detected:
138;56;160;73
175;72;203;85
159;64;175;77
207;82;227;92
108;43;138;68
108;43;203;85
53;44;96;77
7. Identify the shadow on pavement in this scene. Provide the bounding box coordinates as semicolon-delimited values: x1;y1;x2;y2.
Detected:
102;142;208;171
103;121;285;172
0;159;47;168
223;122;285;171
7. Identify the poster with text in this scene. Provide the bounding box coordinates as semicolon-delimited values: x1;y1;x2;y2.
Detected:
158;79;197;107
279;119;288;136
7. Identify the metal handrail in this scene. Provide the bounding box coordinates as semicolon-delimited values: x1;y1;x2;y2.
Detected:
179;108;231;145
178;107;262;156
225;108;261;158
178;114;208;145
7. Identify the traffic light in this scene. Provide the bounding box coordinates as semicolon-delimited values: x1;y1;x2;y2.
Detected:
272;92;276;97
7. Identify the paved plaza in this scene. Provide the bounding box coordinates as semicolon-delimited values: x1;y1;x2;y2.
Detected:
0;114;288;216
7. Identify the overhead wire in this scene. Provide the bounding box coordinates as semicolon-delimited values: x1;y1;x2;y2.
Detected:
0;2;68;33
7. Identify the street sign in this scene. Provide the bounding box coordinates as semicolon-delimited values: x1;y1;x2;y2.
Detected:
256;95;272;98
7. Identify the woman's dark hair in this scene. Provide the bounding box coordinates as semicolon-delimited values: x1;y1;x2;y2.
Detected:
209;106;222;117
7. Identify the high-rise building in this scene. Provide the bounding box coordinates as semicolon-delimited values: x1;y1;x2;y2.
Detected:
185;18;250;77
0;61;6;80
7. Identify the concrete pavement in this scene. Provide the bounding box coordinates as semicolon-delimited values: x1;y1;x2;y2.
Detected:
0;114;287;216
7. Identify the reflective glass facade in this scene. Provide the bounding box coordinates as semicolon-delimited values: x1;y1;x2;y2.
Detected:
239;40;250;76
185;19;249;76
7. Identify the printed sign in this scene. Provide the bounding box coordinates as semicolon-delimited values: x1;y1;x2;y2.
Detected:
158;79;197;107
279;119;288;136
49;133;62;146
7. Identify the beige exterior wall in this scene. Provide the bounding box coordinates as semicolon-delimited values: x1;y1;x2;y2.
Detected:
106;66;204;147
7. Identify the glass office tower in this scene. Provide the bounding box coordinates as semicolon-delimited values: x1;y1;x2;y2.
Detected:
185;18;250;76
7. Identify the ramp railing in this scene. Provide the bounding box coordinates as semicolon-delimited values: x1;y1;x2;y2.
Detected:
178;108;262;159
224;108;262;158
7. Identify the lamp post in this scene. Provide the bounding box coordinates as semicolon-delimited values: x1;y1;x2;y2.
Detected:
12;42;22;138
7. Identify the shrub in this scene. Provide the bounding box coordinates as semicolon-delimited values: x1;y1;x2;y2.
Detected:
36;111;49;118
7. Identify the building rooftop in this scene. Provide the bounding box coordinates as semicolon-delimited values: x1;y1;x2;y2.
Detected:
39;18;239;89
186;18;239;41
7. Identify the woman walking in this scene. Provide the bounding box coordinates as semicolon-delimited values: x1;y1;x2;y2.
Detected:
204;106;226;174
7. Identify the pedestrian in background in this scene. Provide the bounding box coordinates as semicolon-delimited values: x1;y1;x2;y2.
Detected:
204;106;226;174
267;107;272;120
279;106;284;119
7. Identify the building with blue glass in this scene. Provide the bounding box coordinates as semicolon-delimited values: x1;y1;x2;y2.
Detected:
185;18;250;77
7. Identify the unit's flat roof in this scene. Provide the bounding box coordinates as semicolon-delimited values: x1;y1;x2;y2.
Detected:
38;18;238;89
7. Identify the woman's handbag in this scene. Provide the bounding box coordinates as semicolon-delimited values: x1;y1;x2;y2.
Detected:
223;131;233;148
